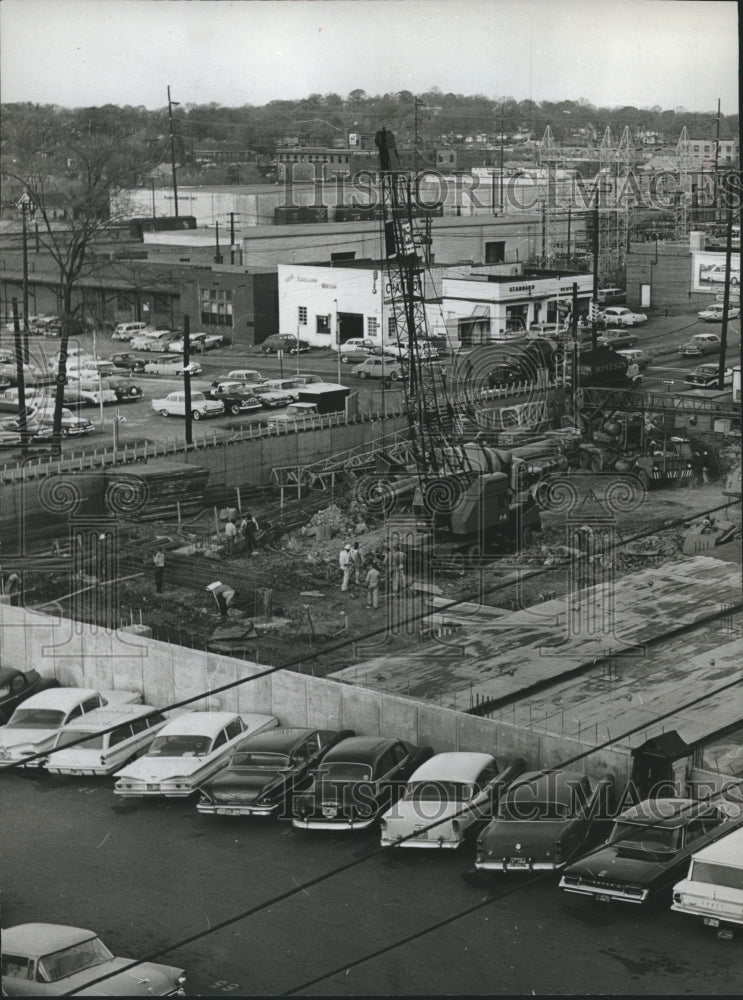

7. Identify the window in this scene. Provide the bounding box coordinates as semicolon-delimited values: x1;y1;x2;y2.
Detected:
66;705;84;723
225;718;245;740
109;725;133;747
388;317;397;337
298;306;307;325
316;314;331;334
485;241;506;263
82;696;102;714
212;730;228;751
368;317;378;337
377;749;398;776
1;954;33;981
199;287;233;326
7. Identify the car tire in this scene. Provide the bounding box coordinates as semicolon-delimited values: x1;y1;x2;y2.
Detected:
390;371;400;381
129;386;139;396
731;276;739;286
358;370;368;379
229;403;241;416
160;409;169;417
341;355;349;364
192;410;202;421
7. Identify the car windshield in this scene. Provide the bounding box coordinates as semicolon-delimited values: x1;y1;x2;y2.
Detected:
37;937;113;983
609;821;681;852
231;752;291;768
6;708;65;728
497;800;570;821
317;762;373;782
405;780;475;801
0;684;9;696
52;730;103;750
148;734;211;757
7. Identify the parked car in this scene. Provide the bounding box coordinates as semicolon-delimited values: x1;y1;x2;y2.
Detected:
341;346;374;364
293;736;434;830
475;770;615;871
260;334;310;355
596;328;639;350
0;923;186;996
29;405;95;437
211;385;263;415
559;798;732;904
64;378;117;407
113;711;279;797
379;752;525;849
679;333;722;357
112;320;150;341
351;357;403;381
151;390;224;420
0;668;59;726
71;359;118;379
0;687;142;769
261;378;307;400
0;418;55;447
168;331;224;353
112;352;147;372
597;287;626;305
672;826;743;937
197;727;355;817
340;338;377;355
45;704;168;776
265;401;320;428
600;306;648;326
143;354;201;377
28;314;62;336
106;376;144;402
0;387;52;412
226;368;263;383
0;361;44;384
46;348;94;372
130;330;176;352
684;364;733;388
697;302;741;322
246;383;294;408
700;264;740;285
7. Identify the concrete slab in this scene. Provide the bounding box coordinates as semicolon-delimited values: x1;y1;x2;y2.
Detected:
330;556;742;716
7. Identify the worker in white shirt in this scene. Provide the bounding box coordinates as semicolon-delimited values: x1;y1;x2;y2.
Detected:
339;544;352;591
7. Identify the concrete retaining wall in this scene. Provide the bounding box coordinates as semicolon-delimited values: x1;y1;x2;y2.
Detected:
0;604;631;781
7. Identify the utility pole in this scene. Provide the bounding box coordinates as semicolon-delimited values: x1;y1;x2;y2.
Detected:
183;313;193;446
215;220;223;263
712;98;721;221
717;208;733;390
413;95;425;177
167;85;180;216
500;103;505;210
229;211;238;264
571;282;579;428
17;192;35;356
11;298;28;457
591;201;600;351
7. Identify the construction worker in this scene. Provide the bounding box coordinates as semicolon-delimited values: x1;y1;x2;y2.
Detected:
224;517;237;556
5;572;21;606
349;541;364;584
152;548;165;593
241;511;259;554
339;544;352;591
389;545;407;595
365;561;381;609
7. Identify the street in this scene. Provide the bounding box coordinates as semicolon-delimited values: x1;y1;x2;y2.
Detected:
3;769;742;996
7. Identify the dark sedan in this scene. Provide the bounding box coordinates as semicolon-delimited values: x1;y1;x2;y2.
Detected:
596;328;639;351
210;387;264;416
111;353;147;373
475;770;615;872
196;727;355;818
0;668;59;726
559;798;734;904
106;377;144;402
292;736;434;831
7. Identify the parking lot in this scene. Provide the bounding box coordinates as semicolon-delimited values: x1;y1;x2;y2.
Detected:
3;768;742;996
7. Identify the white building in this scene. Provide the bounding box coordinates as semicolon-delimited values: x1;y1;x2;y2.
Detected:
278;262;595;350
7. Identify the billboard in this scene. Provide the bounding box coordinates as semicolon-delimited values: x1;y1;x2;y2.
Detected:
693;252;741;293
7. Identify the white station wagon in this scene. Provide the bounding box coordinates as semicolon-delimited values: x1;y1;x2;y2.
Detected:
379;752;522;849
45;704;168;776
113;711;279;797
0;687;142;769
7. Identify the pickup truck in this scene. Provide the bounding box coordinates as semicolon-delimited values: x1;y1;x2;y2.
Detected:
266;401;320;429
151;391;224;420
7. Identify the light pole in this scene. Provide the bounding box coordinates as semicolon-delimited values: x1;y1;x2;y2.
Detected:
334;299;341;383
17;192;36;357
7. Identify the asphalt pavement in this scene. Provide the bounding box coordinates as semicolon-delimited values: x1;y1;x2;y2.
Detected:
3;770;742;996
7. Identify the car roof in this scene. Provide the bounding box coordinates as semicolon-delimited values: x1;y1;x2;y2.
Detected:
505;770;588;805
618;797;703;827
236;727;317;754
323;736;401;764
408;751;495;783
17;688;101;711
689;826;743;866
3;923;97;955
58;704;161;731
158;711;242;737
0;666;25;684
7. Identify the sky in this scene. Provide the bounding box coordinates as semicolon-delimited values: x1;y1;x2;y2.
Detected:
0;0;739;114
